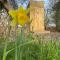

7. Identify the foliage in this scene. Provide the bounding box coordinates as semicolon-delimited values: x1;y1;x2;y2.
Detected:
0;33;60;60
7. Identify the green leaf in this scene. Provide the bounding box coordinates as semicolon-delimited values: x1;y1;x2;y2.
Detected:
3;40;7;60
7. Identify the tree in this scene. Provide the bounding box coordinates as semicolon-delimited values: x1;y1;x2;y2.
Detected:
53;1;60;31
45;0;59;31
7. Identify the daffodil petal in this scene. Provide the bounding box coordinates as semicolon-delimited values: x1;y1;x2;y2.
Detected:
10;19;17;27
26;8;30;14
18;6;27;14
18;16;29;26
17;12;28;26
9;10;17;18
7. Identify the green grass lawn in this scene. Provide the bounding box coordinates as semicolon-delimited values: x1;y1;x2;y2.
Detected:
0;33;60;60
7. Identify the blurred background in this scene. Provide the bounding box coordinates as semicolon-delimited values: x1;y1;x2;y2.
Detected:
0;0;60;35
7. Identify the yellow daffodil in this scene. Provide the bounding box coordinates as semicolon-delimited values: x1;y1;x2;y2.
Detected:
9;6;29;27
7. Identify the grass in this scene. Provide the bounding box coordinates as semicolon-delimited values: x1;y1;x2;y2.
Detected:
0;32;60;60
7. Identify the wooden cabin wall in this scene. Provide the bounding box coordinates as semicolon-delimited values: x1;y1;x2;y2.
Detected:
30;1;45;32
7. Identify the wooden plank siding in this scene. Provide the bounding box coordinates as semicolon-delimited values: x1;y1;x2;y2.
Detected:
30;1;45;32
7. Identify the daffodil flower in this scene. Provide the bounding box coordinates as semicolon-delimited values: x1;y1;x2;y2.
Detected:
9;6;29;27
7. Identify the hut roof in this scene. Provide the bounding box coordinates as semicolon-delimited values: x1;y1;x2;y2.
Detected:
30;0;44;8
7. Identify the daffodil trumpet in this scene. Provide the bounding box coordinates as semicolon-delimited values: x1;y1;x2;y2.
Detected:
9;6;29;27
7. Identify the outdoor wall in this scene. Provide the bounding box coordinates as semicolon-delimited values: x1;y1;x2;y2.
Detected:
30;1;45;32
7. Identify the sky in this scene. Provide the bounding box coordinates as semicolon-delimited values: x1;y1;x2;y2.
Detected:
15;0;49;9
44;0;48;3
15;0;30;9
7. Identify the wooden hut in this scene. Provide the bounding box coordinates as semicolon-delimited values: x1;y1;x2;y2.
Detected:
30;0;45;32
